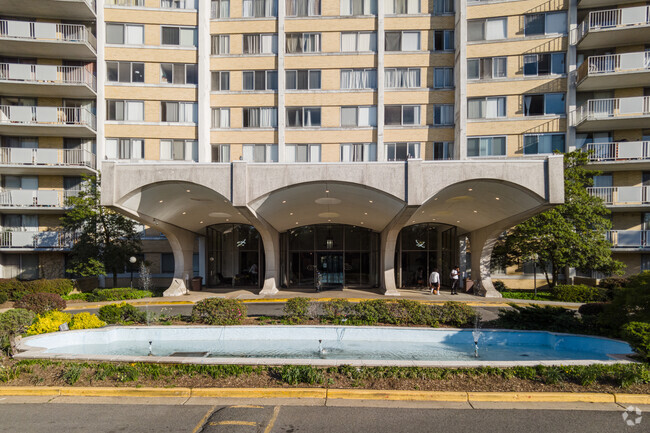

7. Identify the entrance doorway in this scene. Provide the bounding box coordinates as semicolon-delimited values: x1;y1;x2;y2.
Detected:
206;224;264;288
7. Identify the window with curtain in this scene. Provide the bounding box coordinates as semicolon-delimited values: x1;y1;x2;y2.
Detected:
524;12;566;36
341;32;377;52
161;102;197;122
242;0;277;17
384;68;420;88
160;140;198;161
244;34;278;54
107;61;144;83
242;70;278;90
242;144;278;162
467;57;506;80
287;0;320;16
523;53;565;76
211;0;230;18
433;67;453;88
467;136;506;157
385;0;419;14
160;63;197;85
433;104;454;125
340;69;377;89
341;106;377;127
523;134;565;154
433;30;454;51
385;105;420;125
523;93;565;116
106;23;144;45
386;142;420;161
161;0;196;9
341;0;377;15
286;70;321;89
286;107;321;127
433;0;453;15
212;144;230;162
340;143;377;161
161;26;197;47
211;71;230;91
105;138;144;160
433;142;453;160
106;100;144;121
211;35;230;54
211;108;230;128
467;97;506;119
286;33;321;53
385;31;420;51
468;17;507;41
243;107;277;127
286;144;320;162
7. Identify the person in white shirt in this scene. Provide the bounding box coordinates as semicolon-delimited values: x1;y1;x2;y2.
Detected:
429;268;440;295
450;265;460;295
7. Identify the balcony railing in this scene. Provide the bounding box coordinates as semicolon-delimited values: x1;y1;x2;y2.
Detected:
0;189;82;208
585;141;650;162
0;106;96;131
608;230;650;248
0;148;95;169
0;20;96;50
575;96;650;124
105;0;144;6
587;186;650;205
577;52;650;83
0;63;96;91
577;6;650;41
0;230;74;249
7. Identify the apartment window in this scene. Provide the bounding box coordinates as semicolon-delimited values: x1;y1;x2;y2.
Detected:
341;32;377;52
287;0;320;16
467;97;506;119
433;142;453;160
286;107;321;127
341;106;377;127
523;53;565;76
160;63;198;85
286;33;321;53
386;142;419;161
211;108;230;128
211;0;230;18
243;0;277;17
161;26;197;47
2;137;37;148
523;93;565;116
385;0;419;14
106;0;144;5
107;61;144;83
341;143;377;161
286;70;321;89
467;136;506;157
243;107;278;127
467;57;506;80
211;35;230;54
105;138;144;160
433;30;454;51
161;0;196;9
385;68;419;88
468;18;507;41
160;139;198;161
433;104;454;125
340;69;376;89
1;254;38;280
433;67;453;88
341;0;376;15
242;144;278;162
161;102;198;122
524;12;567;36
211;71;230;91
212;144;230;162
243;70;278;90
106;100;144;121
286;144;321;162
385;31;420;51
2;214;38;231
106;23;144;45
385;105;420;125
523;133;565;154
433;0;453;15
243;34;278;54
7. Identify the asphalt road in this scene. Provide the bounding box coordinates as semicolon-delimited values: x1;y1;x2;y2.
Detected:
0;402;642;433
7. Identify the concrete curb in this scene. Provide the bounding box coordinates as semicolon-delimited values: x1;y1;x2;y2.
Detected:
1;387;647;403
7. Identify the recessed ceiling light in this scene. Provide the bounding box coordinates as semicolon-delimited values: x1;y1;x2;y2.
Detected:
412;220;415;223
457;220;460;223
369;200;373;203
325;189;330;193
468;188;473;191
360;222;364;224
421;211;424;214
182;211;186;215
364;212;368;215
290;212;294;215
473;210;478;213
328;219;331;222
282;200;287;204
495;197;500;200
159;200;163;203
226;218;229;221
186;189;191;193
434;198;438;201
432;218;436;221
200;221;203;224
295;221;299;224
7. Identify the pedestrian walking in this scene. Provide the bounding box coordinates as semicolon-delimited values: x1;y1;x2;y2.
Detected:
429;268;440;295
450;265;460;295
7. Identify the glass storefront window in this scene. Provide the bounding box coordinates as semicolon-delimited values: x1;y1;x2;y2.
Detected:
207;224;263;287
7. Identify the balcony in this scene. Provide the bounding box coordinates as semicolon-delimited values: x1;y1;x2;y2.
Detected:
588;186;650;211
0;0;95;21
0;189;81;212
0;230;73;250
585;141;650;171
0;106;96;137
575;97;650;132
576;7;650;50
0;148;95;174
579;0;647;9
608;230;650;251
0;63;96;98
0;20;96;61
577;52;650;91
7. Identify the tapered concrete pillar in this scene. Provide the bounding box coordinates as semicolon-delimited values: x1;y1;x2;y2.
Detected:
469;228;502;298
164;227;196;296
237;207;280;295
380;206;419;296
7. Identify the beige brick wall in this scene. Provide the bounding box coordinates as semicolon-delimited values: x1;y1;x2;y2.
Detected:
39;214;63;231
39;253;65;279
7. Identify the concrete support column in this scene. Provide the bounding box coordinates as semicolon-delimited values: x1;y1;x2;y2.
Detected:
237;207;280;295
198;236;206;282
468;228;502;298
197;0;212;162
164;227;196;296
459;235;467;290
379;206;419;296
454;0;468;160
377;0;385;161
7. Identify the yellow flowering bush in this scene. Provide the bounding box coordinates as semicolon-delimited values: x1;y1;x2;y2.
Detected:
27;311;71;335
69;312;106;330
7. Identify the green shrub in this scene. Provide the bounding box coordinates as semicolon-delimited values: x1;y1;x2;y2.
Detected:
0;279;75;301
191;298;247;325
353;299;393;325
69;312;106;330
621;322;650;361
321;299;354;322
491;304;589;334
27;311;72;335
0;291;8;305
551;284;609;303
98;303;146;324
283;298;310;322
600;271;650;334
493;280;508;292
87;288;153;302
62;293;89;301
15;293;66;315
0;309;35;355
599;276;630;290
277;365;324;385
578;302;607;316
436;302;477;327
500;291;555;301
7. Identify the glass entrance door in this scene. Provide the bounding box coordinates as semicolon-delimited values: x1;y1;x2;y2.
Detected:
317;252;343;287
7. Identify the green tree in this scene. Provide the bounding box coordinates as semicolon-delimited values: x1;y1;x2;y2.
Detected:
493;150;624;288
61;174;142;287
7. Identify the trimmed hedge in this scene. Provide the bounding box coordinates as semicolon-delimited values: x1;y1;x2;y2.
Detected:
86;288;153;302
98;303;147;324
0;279;75;301
192;298;247;325
578;302;607;316
551;284;609;303
283;297;310;322
15;293;66;315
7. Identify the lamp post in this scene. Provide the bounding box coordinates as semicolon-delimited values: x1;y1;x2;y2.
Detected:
531;253;539;297
129;256;137;288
